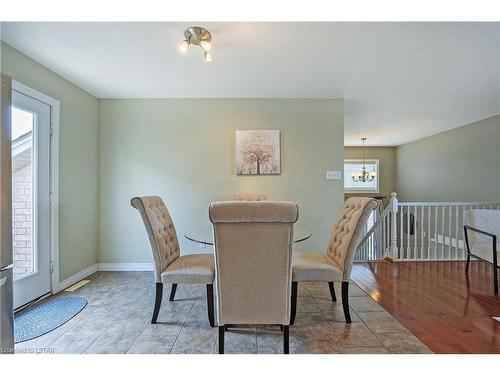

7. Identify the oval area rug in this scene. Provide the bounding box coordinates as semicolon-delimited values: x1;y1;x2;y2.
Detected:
14;296;87;343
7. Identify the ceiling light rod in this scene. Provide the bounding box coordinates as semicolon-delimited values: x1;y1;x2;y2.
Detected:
351;137;376;183
179;26;213;62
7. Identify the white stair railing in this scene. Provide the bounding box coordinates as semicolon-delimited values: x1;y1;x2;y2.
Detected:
355;192;398;261
397;201;500;261
355;192;500;262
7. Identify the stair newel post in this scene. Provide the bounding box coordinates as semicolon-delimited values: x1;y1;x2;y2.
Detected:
389;192;399;261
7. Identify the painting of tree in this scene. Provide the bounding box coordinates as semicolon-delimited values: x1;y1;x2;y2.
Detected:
236;130;281;175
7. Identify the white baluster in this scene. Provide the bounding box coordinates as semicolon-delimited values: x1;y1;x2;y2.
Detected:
381;216;385;260
448;205;453;259
420;205;424;260
441;206;445;260
407;205;411;259
434;206;438;260
427;206;432;259
389;192;398;261
454;205;459;260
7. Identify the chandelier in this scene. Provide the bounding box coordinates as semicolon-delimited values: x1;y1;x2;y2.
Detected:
179;26;213;62
351;137;375;183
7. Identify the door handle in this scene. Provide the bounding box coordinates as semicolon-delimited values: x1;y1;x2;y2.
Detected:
0;276;7;287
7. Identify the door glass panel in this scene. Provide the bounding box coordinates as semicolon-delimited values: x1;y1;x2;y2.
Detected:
11;107;34;279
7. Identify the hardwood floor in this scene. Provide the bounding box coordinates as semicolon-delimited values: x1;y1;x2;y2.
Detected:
351;261;500;353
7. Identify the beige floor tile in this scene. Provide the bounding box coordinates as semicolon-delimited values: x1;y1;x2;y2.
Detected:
222;328;258;354
376;332;432;354
299;338;341;354
364;320;409;334
329;322;383;347
349;296;386;312
256;327;302;354
141;319;185;337
48;333;98;354
357;311;409;333
170;326;217;354
339;346;390;354
356;310;395;322
84;333;140;354
127;334;177;354
103;318;149;336
317;302;361;322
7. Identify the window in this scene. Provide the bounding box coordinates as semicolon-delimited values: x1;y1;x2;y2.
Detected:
344;159;379;193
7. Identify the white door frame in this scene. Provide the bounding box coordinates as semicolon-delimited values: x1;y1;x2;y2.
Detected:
12;80;60;295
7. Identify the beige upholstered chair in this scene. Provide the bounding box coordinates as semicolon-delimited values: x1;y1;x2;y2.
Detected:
464;209;500;294
291;197;377;324
209;201;299;354
233;193;267;201
131;196;215;326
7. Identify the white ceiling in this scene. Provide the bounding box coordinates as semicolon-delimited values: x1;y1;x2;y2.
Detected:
1;22;499;146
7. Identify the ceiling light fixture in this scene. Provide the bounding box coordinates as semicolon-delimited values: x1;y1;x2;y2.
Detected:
351;137;376;183
179;26;213;62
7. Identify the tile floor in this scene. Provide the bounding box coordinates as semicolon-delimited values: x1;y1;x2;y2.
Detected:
15;271;432;354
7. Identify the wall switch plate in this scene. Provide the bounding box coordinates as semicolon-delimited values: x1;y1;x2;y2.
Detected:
326;171;342;180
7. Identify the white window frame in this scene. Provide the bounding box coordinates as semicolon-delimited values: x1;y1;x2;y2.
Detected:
12;80;60;294
344;159;380;193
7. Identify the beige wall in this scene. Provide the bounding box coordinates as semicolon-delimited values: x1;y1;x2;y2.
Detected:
344;147;396;200
395;115;500;202
99;99;344;263
1;42;99;280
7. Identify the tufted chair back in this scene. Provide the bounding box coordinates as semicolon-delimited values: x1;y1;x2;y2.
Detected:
326;197;377;280
131;196;181;282
209;201;298;325
233;193;267;201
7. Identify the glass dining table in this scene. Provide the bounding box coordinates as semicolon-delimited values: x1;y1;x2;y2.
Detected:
184;225;312;246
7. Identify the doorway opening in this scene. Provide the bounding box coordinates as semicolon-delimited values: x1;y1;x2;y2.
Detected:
11;81;59;309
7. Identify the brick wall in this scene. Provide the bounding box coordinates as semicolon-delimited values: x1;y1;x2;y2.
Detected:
12;164;33;278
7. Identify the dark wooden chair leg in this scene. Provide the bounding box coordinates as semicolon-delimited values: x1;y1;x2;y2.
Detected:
218;325;225;354
206;284;215;327
341;281;351;323
283;325;289;354
169;283;177;301
151;283;163;324
290;281;298;325
465;254;470;273
328;282;337;302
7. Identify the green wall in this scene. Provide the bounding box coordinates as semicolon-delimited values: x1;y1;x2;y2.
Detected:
395;115;500;202
99;99;344;263
0;42;99;280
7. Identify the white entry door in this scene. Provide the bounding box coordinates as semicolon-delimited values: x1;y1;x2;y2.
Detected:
11;89;51;309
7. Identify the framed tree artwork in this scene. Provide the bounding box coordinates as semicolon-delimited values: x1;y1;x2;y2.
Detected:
236;130;281;175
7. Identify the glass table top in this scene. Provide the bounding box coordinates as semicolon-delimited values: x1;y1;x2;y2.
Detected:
184;224;311;246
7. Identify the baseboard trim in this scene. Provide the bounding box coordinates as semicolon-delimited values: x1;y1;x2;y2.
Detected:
53;263;154;293
55;264;99;293
97;263;154;272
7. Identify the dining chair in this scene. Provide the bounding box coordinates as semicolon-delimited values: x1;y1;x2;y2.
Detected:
291;197;377;324
233;193;267;201
209;200;299;354
131;196;215;326
464;209;500;294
